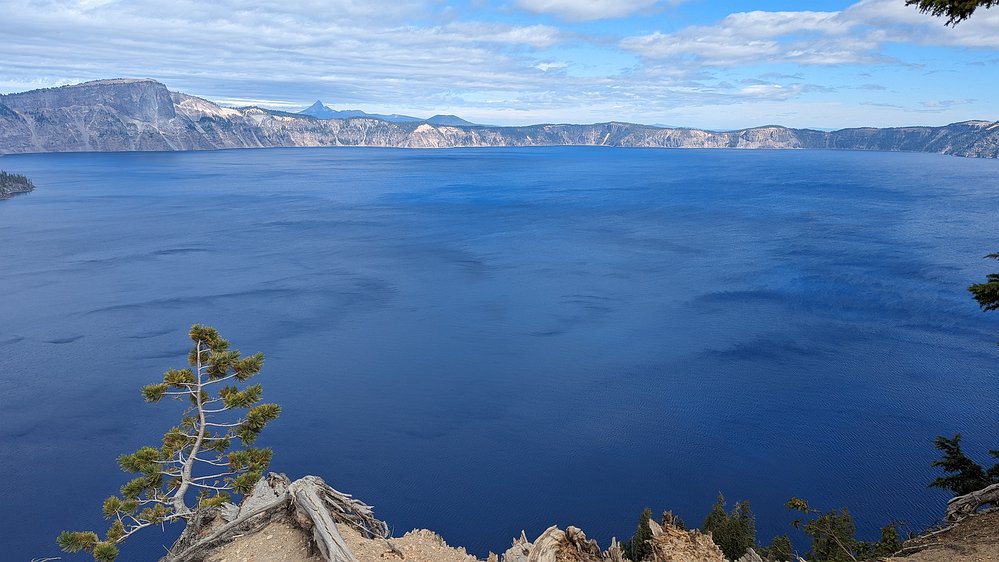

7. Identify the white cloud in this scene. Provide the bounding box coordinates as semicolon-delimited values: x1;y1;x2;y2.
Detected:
739;84;800;100
620;0;999;68
445;22;563;48
534;61;569;72
846;0;999;49
515;0;661;22
1;0;566;106
619;9;882;67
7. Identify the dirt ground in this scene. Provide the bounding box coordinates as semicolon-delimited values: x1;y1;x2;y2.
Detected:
885;510;999;562
202;520;481;562
203;520;323;562
339;525;481;562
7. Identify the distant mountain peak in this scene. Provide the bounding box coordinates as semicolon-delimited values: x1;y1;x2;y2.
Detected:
425;114;475;126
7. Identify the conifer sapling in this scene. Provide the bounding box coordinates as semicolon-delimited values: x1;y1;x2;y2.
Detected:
58;325;280;561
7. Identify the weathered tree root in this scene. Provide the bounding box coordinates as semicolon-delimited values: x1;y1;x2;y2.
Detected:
162;473;388;562
945;483;999;521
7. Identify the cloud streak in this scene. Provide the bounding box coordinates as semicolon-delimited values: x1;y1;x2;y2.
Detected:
620;0;999;68
514;0;664;21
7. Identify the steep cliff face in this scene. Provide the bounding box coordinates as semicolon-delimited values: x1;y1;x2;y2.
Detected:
0;79;183;152
1;79;997;157
824;121;999;158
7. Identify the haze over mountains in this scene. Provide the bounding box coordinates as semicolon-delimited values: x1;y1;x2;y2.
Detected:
299;101;477;127
1;79;997;157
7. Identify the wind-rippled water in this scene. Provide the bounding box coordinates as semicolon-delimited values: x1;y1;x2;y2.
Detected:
1;147;997;560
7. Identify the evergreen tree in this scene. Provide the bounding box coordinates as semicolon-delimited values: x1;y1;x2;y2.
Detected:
929;434;992;496
872;523;903;557
761;534;792;562
907;0;999;25
702;494;756;560
968;255;999;483
786;498;858;562
969;253;999;313
622;507;653;561
804;508;856;562
58;325;280;561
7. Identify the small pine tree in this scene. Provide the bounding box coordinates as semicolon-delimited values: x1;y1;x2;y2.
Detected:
786;498;857;562
804;509;856;562
987;450;999;482
929;434;992;496
969;253;999;312
702;494;756;560
622;507;653;561
873;523;903;557
58;325;280;561
761;534;792;562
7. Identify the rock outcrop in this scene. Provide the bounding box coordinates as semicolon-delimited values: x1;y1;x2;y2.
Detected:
495;516;726;562
645;519;725;562
499;526;621;562
1;79;997;157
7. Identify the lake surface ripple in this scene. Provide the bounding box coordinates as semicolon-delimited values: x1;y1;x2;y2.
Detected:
1;147;997;560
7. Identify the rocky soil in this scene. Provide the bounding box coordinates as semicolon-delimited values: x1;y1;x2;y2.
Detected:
885;510;999;562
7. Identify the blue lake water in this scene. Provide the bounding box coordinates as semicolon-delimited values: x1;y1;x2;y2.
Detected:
1;147;997;561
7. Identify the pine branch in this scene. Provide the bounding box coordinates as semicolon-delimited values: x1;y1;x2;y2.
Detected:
187;482;234;491
200;407;234;414
191;471;237;482
200;372;239;387
115;512;186;544
190;455;230;467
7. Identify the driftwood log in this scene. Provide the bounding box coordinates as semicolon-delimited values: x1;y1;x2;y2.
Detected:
945;482;999;521
162;473;389;562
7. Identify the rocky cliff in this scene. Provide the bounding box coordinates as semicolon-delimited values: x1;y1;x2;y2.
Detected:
166;473;737;562
1;79;997;157
180;474;999;562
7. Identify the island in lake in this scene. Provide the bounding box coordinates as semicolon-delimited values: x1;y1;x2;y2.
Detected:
0;170;34;199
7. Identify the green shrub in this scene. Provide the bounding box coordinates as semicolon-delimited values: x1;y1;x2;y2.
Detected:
702;494;756;560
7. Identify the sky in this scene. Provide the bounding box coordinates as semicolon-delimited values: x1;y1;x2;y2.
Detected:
2;0;998;129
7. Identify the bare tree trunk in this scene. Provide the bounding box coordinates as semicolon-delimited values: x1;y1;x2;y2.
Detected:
162;474;388;562
289;477;359;562
945;483;999;521
173;340;206;515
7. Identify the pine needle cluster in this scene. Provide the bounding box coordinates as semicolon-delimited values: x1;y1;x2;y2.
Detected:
906;0;999;25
